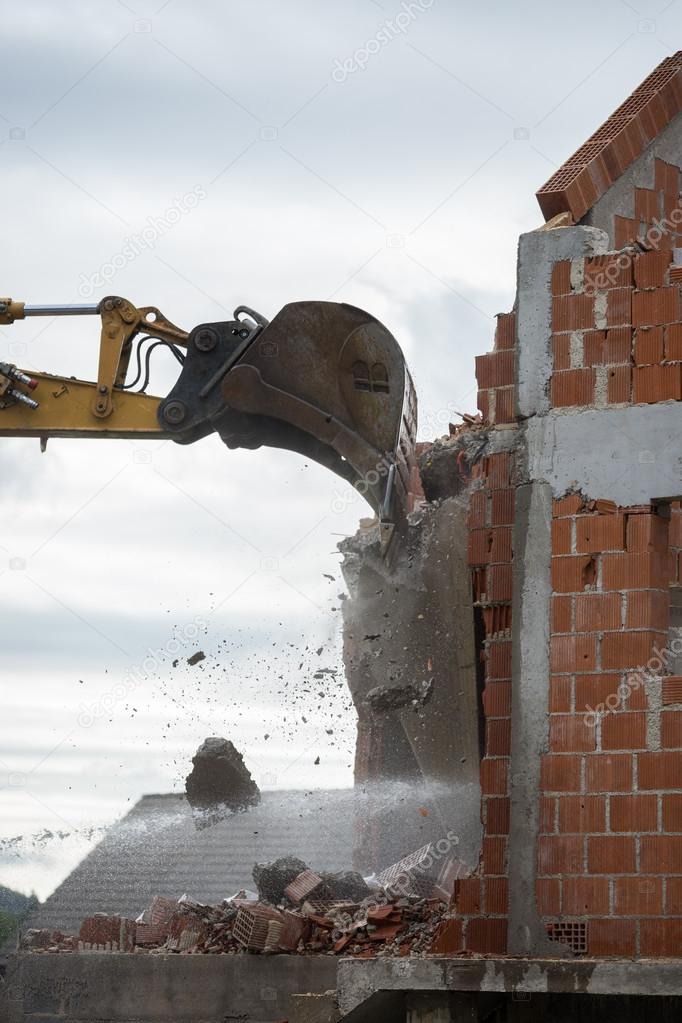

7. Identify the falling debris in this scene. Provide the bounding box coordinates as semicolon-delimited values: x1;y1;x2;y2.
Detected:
365;677;434;713
184;738;260;828
187;651;206;666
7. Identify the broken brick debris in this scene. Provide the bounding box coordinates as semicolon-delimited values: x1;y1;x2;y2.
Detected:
21;848;462;958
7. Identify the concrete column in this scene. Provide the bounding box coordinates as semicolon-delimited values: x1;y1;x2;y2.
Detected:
508;225;608;956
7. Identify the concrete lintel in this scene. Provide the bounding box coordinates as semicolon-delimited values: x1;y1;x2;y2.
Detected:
526;402;682;503
337;957;682;1014
507;481;554;957
516;225;609;420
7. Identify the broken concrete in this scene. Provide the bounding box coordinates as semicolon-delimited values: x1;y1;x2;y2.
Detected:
340;497;482;875
253;855;308;904
184;737;260;828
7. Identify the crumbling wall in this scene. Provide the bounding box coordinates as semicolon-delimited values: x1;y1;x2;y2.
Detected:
340;496;482;878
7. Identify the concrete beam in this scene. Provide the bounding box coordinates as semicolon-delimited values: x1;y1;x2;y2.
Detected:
527;403;682;505
336;957;682;1015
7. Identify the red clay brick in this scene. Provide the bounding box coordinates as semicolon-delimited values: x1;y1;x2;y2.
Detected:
490;488;514;526
540;796;556;833
468;490;487;529
634;251;670;289
536;878;561;916
552;555;597;593
493;386;515;425
475;350;514;389
586;754;633;792
482;836;506;875
607;287;632;326
486;718;512;756
640;920;682;956
551;261;572;296
558;795;606;833
588;835;636;873
551;369;595;408
633;326;664;365
552;518;573;556
575;674;624;713
550;636;597;674
626;589;670;629
633;363;682;403
485;877;508;914
552;294;595;332
563;876;609;915
626;513;669;552
489;564;512;602
614;876;663;915
605;326;633;364
575;592;621;631
552;595;573;633
667;876;682;913
576;514;626;553
661;711;682;748
615;216;641;248
455;877;481;914
487;640;512;680
465;918;507;954
663;794;682;831
610;793;658;832
553;495;583;518
495;312;516;350
665;323;682;361
638;751;682;790
585;256;634;291
641;835;682;873
485;453;511;489
541;755;582;792
483;681;511;717
632;287;681;327
601;712;647;751
602;551;669;589
635;187;661;223
549;675;572;713
602;631;664;669
480;757;509;795
663;677;682;705
655;158;681;196
486;797;510;835
588;919;636;957
607;365;632;404
549;713;597;753
538;835;583;875
489;526;512;563
552;333;571;370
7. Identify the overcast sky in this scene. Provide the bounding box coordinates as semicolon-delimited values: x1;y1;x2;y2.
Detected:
0;0;678;899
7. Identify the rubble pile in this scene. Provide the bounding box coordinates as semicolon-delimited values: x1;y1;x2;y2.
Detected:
20;843;465;959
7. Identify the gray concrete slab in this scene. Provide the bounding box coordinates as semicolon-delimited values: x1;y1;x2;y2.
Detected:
336;956;682;1015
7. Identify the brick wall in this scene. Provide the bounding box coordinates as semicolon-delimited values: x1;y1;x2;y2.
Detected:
551;159;682;411
463;155;682;957
454;450;514;953
542;496;682;957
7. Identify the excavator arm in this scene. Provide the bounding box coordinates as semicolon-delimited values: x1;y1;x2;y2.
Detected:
0;296;417;547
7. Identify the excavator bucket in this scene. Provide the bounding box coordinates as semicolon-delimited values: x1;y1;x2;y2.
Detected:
160;301;417;545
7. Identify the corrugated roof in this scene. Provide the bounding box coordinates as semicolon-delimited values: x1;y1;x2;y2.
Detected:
536;52;682;222
22;789;355;935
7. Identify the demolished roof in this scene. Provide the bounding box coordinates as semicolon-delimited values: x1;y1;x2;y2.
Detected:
537;51;682;222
